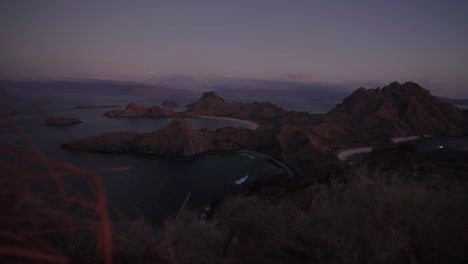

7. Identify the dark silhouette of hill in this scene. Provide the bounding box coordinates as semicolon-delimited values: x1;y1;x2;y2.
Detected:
328;81;468;137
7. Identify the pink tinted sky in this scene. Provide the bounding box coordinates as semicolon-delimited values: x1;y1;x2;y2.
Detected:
1;0;467;96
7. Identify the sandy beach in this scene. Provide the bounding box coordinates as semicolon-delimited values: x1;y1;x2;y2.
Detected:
197;115;258;130
337;147;373;161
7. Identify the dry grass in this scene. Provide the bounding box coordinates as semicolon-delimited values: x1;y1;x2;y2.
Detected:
154;169;467;264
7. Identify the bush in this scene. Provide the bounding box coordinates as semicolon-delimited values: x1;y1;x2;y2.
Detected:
155;171;467;264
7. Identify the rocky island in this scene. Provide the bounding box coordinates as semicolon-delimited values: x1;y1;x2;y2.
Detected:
104;103;188;117
44;116;82;126
62;118;256;157
63;82;468;179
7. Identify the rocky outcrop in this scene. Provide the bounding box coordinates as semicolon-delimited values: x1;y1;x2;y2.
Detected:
104;103;180;117
44;116;82;126
129;119;214;157
328;82;468;137
162;100;179;107
186;91;226;110
76;104;123;109
62;119;255;158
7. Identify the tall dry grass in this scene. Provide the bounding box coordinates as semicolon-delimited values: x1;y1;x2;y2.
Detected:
154;169;467;264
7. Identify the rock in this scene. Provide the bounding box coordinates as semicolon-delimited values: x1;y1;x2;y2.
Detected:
186;91;226;110
328;82;468;137
44;116;82;126
185;91;287;122
62;118;255;158
162;100;179;107
129;118;214;157
104;103;178;117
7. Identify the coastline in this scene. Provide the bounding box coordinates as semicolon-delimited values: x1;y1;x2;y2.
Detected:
337;135;436;160
196;115;258;130
337;147;373;161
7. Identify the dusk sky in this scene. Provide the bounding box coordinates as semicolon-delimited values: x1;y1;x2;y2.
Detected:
1;0;467;96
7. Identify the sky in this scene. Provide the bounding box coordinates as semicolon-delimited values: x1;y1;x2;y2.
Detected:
1;0;467;96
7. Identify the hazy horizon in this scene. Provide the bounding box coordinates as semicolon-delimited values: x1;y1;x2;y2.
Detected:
1;0;467;97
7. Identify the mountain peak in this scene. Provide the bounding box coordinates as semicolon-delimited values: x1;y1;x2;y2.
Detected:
186;91;226;110
382;81;431;98
201;91;224;101
165;118;196;134
328;81;468;136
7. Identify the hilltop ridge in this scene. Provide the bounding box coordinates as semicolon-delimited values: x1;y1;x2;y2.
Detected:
328;81;468;137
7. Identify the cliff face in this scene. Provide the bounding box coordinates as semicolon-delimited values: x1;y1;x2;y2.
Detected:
186;91;288;121
328;82;468;137
129;119;214;157
104;103;178;117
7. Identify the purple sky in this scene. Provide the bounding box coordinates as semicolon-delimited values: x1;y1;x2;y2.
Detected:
1;0;467;96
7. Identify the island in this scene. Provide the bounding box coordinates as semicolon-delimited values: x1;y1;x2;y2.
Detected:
62;82;468;180
44;116;82;126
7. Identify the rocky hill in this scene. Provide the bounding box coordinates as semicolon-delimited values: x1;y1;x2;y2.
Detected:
104;103;182;117
44;116;82;126
328;82;468;137
62;119;255;158
186;91;288;122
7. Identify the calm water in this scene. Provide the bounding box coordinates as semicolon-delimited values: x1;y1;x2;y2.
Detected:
1;93;307;223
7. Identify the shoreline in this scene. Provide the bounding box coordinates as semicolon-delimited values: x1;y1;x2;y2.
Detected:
195;115;258;130
392;135;433;143
337;147;373;161
337;135;436;160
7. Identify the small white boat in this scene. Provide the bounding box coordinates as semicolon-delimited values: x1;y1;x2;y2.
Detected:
234;174;249;185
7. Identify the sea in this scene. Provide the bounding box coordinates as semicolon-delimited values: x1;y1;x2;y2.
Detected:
1;91;467;223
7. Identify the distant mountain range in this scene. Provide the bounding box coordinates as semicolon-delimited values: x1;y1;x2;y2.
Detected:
1;78;466;105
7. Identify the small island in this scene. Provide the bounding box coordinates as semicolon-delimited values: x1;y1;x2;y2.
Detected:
44;116;82;126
